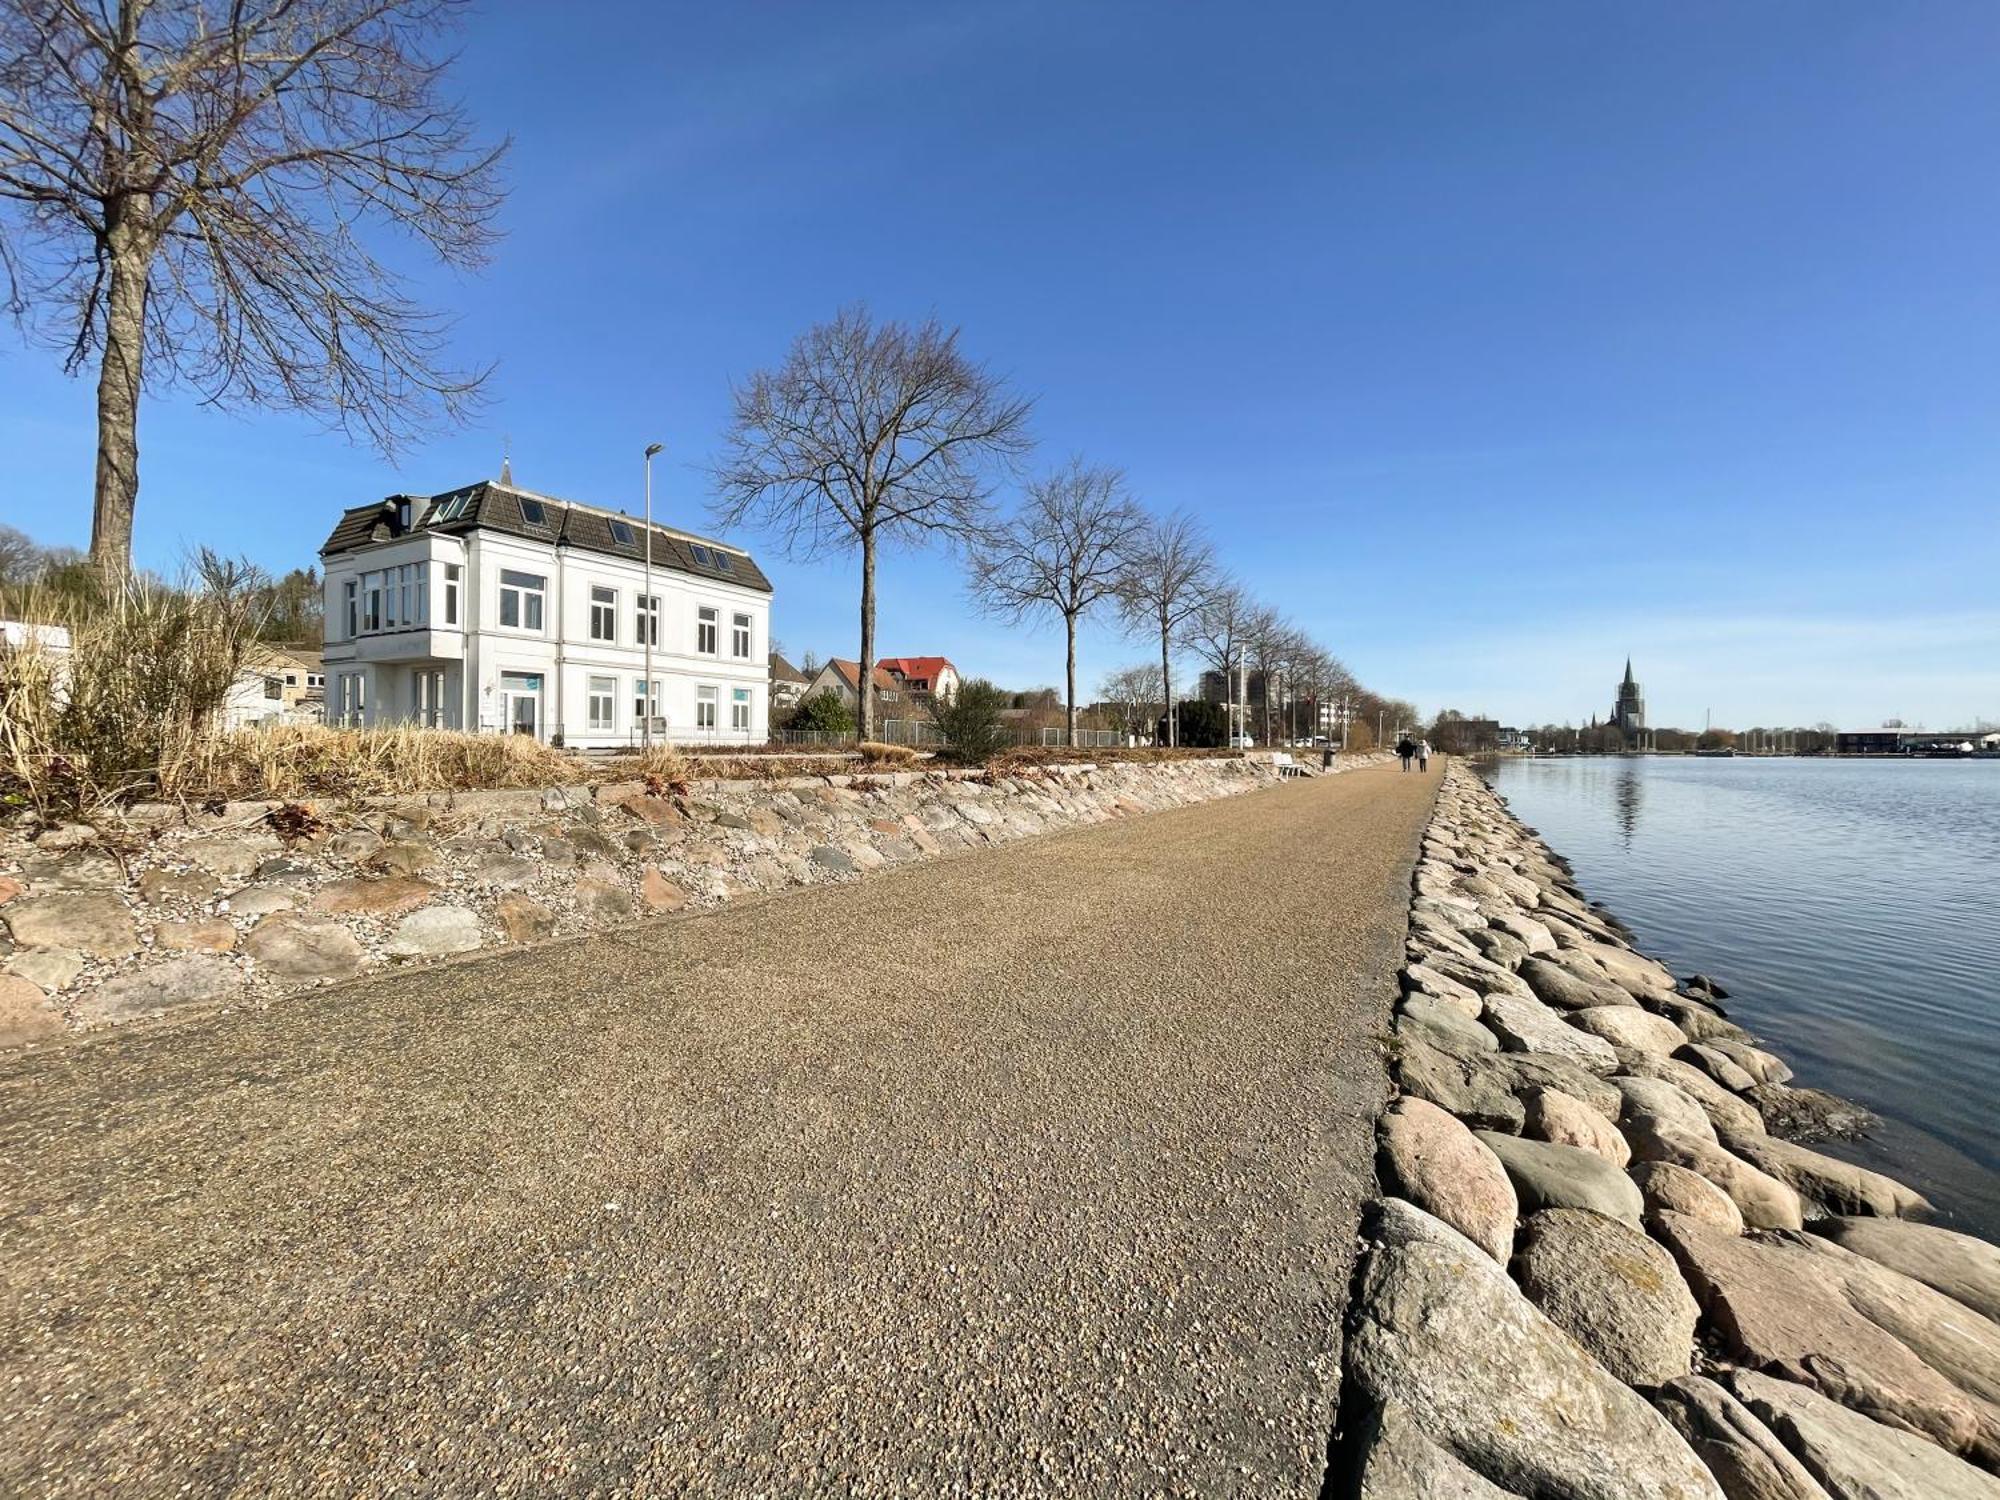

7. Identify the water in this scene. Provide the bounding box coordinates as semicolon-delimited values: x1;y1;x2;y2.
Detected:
1481;755;2000;1238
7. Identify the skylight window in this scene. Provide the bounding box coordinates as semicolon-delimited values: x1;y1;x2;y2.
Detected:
714;551;735;572
691;543;713;565
610;519;635;545
520;498;549;526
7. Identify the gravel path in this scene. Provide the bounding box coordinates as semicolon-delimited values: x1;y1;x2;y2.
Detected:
1;762;1436;1498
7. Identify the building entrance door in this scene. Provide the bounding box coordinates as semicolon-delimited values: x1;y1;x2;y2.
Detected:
500;672;543;740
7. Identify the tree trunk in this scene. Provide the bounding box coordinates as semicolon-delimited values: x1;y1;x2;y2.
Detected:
1064;611;1078;748
1159;624;1174;747
91;234;149;582
858;527;877;742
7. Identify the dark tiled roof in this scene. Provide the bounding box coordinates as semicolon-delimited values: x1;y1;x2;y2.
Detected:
769;652;808;684
318;480;772;594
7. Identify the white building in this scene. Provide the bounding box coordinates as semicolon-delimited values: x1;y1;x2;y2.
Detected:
221;646;325;730
319;479;773;748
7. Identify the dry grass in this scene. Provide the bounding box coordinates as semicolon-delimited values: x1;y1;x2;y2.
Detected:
209;724;587;801
857;741;920;767
986;745;1245;773
1;571;262;813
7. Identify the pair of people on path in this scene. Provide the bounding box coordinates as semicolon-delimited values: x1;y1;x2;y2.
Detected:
1396;737;1433;773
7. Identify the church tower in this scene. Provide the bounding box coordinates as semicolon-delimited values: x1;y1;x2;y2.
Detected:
1612;658;1646;743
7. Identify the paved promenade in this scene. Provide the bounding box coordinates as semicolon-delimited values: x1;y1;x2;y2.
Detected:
1;762;1436;1498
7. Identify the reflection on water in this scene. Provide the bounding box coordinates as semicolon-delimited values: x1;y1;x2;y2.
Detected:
1483;756;2000;1238
1613;761;1642;848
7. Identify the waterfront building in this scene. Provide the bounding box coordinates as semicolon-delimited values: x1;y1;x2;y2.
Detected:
319;478;773;747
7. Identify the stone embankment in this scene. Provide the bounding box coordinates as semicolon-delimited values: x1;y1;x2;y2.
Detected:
0;755;1360;1047
1337;759;2000;1499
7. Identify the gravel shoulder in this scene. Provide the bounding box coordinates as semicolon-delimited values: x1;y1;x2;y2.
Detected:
0;761;1436;1499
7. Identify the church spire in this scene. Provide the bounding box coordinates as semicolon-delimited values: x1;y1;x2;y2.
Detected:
1623;656;1635;687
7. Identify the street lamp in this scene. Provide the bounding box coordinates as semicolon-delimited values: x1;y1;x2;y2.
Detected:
643;441;663;751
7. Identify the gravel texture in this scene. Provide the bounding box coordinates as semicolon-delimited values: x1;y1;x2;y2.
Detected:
0;761;1435;1499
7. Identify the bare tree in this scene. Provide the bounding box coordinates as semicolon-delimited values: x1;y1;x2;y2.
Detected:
0;0;505;580
1116;510;1215;747
969;458;1144;746
1182;580;1249;744
712;306;1033;741
1098;662;1164;742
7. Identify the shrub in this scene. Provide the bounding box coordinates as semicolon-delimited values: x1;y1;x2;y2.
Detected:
1163;699;1227;748
858;741;918;766
1;561;264;812
792;689;855;735
930;677;1009;763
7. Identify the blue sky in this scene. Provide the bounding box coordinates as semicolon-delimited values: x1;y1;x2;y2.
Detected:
5;1;1998;729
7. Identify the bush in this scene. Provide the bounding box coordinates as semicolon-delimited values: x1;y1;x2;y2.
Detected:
930;677;1009;763
792;689;855;735
1163;699;1227;748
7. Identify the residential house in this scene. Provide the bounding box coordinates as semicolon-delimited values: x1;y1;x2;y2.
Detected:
769;652;810;712
802;658;905;712
222;645;325;729
319;479;773;747
874;655;960;700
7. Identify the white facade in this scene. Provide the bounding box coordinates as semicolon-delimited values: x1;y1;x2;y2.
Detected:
321;513;771;749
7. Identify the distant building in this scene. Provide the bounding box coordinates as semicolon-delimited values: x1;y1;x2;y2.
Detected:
1611;658;1647;742
222;645;325;729
874;656;960;700
1837;728;1902;755
769;652;809;711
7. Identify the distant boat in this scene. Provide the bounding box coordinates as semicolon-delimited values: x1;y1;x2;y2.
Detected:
1694;747;1737;757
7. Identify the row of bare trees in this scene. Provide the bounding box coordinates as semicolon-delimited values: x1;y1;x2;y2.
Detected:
712;304;1407;746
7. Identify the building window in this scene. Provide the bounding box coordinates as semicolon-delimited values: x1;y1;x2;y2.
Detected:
696;605;718;654
634;678;661;725
637;595;659;647
337;673;366;726
363;573;382;632
416;567;429;625
731;687;751;731
444;564;460;626
696;684;718;729
587;675;617;731
344;579;357;638
731;612;751;659
499;569;545;631
590;585;617;642
263;675;282;701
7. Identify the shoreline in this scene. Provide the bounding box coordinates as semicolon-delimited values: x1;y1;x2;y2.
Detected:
1329;758;2000;1497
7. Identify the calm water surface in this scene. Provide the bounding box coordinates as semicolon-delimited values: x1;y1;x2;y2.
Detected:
1481;756;2000;1238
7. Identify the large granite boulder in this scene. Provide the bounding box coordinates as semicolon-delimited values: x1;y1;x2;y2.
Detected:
1655;1212;1997;1464
1395;1035;1527;1133
1378;1096;1517;1263
1520;956;1637;1011
1714;1127;1930;1220
1348;1198;1725;1500
1483;993;1620;1073
1403;961;1486;1017
1614;1049;1767;1138
1652;1376;1834;1500
1398;994;1501;1061
1743;1085;1875;1143
1617;1075;1721;1144
1352;1400;1520;1499
1494;1053;1624;1120
1677;1043;1760;1093
1632;1161;1746;1235
1625;1122;1804;1232
1725;1368;2000;1500
1816;1217;2000;1324
1476;1131;1646;1227
1522;1086;1631;1166
1571;1005;1690;1057
1513;1209;1700;1387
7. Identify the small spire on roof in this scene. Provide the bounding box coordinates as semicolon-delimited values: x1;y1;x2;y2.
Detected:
499;434;512;487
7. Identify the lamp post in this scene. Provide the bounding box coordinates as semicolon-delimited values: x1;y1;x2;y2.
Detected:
643;442;663;751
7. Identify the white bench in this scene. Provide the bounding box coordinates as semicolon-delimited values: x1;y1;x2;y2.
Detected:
1271;752;1314;778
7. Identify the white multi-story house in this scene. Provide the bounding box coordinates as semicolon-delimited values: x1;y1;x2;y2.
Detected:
319;478;773;748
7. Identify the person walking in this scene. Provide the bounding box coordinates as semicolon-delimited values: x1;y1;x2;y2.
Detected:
1396;735;1416;772
1418;738;1431;773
